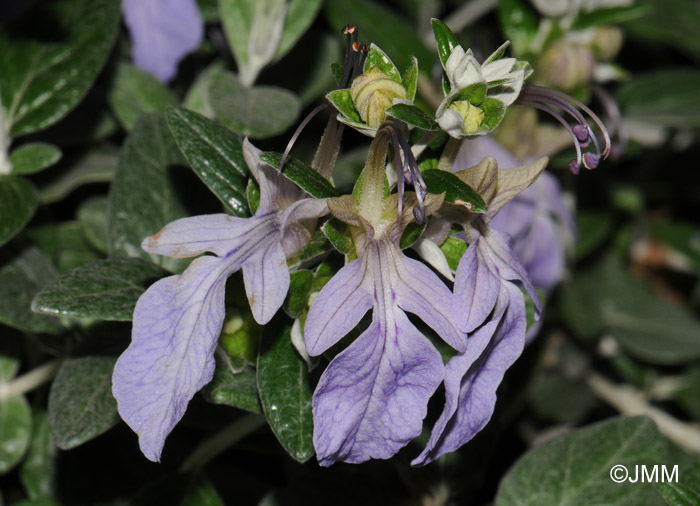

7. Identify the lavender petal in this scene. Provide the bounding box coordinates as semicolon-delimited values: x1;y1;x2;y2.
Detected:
112;255;230;461
313;310;444;465
141;214;270;258
122;0;203;82
413;282;525;465
304;257;372;356
242;240;289;324
395;254;466;352
454;239;501;333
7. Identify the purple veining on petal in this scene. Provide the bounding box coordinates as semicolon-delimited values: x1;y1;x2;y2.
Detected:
313;296;444;465
413;282;526;465
481;230;541;317
122;0;204;82
112;255;232;461
142;213;275;258
307;231;462;465
453;239;501;333
242;240;289;324
305;257;372;356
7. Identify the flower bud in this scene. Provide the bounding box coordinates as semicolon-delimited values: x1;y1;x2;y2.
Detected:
350;67;407;128
449;100;485;135
538;41;594;92
592;26;623;61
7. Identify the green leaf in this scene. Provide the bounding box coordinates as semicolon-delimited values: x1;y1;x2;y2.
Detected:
431;18;460;68
131;474;224;506
39;146;117;204
574;210;613;261
20;410;56;501
218;0;255;69
219;0;322;69
572;4;650;30
325;0;434;74
274;0;324;62
326;88;362;122
198;0;219;21
247;178;260;215
617;70;700;127
497;0;539;57
108;64;178;131
259;151;338;198
257;323;314;463
0;247;62;334
108;114;190;273
560;257;700;363
166;106;249;217
0;0;120;136
77;196;109;254
457;82;487;106
440;236;467;272
386;104;440;131
209;71;301;139
624;0;700;61
363;44;402;83
402;56;419;101
322;218;356;258
399;222;426;250
331;62;344;87
284;270;313;319
422;169;488;212
26;222;101;274
48;356;119;450
0;175;38;247
480;97;507;131
496;416;667;506
655;459;700;506
558;268;606;342
32;258;166;321
202;357;262;414
181;477;225;506
603;295;700;365
182;61;225;119
9;143;62;175
0;394;32;474
529;370;595;424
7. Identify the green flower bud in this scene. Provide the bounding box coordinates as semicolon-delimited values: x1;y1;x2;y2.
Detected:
449;100;484;134
350;67;407;129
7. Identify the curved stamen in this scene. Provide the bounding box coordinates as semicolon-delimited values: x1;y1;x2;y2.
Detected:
516;85;612;173
519;99;583;173
278;103;329;172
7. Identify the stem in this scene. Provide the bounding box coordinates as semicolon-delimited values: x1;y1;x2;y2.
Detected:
586;372;700;453
180;413;267;472
437;137;463;172
0;359;62;399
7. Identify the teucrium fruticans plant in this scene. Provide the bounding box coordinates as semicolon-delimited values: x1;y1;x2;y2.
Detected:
111;20;610;465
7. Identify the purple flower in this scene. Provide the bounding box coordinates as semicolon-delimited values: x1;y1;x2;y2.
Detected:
304;131;466;466
122;0;204;82
455;137;575;291
112;139;328;461
412;154;546;465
